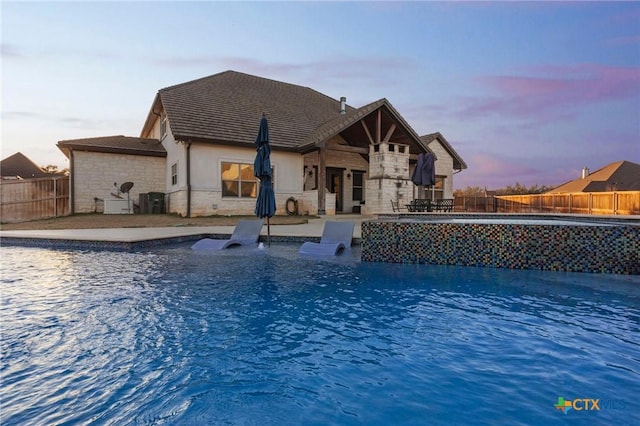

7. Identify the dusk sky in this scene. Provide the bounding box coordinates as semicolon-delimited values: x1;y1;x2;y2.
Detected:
2;1;639;190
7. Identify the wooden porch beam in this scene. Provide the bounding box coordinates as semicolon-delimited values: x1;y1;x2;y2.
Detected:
382;124;396;143
329;144;369;155
360;120;374;145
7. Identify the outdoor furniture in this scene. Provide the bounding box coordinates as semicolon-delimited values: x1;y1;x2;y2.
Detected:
405;199;454;212
191;219;263;250
407;199;431;212
390;200;407;212
432;199;454;212
299;221;355;256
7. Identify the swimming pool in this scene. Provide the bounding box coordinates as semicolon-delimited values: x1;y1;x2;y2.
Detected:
2;244;639;425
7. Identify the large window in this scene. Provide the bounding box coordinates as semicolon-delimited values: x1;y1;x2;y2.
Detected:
222;162;257;198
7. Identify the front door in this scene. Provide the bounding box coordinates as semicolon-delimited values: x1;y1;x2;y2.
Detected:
327;168;343;212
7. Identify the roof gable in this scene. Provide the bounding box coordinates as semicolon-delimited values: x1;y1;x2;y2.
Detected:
301;98;431;155
420;132;468;170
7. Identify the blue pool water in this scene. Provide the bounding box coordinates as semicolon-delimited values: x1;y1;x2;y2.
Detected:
1;244;639;425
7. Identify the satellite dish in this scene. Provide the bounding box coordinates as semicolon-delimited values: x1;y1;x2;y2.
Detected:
120;182;134;194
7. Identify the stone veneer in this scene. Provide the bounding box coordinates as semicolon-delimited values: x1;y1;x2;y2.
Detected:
361;214;640;274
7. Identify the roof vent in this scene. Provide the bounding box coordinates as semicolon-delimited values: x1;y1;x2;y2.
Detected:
340;97;346;114
581;166;590;179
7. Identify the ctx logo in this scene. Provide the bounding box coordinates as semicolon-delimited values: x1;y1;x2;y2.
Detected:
554;397;600;414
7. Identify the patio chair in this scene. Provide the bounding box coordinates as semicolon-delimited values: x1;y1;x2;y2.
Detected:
390;200;407;212
298;221;355;256
191;219;263;250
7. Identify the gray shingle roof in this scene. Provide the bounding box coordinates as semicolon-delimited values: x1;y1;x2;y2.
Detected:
57;135;166;157
1;152;52;179
158;70;353;150
421;132;468;170
548;160;640;193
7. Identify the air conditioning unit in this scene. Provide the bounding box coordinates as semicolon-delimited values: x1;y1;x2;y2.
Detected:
104;199;134;214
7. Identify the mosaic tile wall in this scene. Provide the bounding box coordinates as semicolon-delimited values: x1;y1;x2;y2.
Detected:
361;221;640;274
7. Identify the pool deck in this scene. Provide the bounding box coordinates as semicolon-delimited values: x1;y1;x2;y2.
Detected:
0;215;369;246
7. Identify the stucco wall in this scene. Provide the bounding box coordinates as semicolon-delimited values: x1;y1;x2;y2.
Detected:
160;140;305;217
72;151;165;213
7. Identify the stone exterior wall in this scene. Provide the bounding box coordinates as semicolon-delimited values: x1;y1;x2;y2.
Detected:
72;151;165;213
365;142;412;214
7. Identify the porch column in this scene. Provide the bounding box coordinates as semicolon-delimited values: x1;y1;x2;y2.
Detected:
317;144;326;215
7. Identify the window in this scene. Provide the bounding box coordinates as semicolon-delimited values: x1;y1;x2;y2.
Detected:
171;163;178;186
433;176;445;199
160;113;168;139
221;162;257;198
352;171;364;201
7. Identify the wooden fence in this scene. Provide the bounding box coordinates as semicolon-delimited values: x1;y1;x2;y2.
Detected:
0;177;70;224
454;192;640;215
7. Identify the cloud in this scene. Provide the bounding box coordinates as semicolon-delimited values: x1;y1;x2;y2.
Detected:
1;43;24;59
2;110;135;132
150;54;414;97
460;64;640;120
454;152;577;190
605;34;640;46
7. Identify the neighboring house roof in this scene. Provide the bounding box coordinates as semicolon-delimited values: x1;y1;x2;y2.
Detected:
1;152;52;179
420;132;468;171
548;160;640;193
57;135;166;158
143;70;432;155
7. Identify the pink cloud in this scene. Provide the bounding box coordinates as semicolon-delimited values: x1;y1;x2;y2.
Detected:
458;63;640;120
606;34;640;46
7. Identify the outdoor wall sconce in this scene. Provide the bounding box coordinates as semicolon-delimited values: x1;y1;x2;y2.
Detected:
308;170;313;176
347;173;351;179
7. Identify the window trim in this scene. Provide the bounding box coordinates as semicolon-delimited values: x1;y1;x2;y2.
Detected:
221;161;261;198
171;162;178;186
160;113;168;139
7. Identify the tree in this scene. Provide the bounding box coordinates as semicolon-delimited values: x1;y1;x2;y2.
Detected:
453;186;486;197
41;165;69;176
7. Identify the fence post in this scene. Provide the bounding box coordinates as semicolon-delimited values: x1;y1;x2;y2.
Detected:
569;194;572;213
54;177;58;217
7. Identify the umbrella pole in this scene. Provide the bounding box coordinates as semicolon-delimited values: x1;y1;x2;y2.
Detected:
267;216;271;247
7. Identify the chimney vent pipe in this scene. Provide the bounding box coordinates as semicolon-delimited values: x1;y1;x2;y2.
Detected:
340;97;346;114
581;166;590;179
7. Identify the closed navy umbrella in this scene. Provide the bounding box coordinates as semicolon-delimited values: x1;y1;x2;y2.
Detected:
254;114;276;246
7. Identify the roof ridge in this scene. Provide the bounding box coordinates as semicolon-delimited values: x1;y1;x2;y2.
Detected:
159;70;343;106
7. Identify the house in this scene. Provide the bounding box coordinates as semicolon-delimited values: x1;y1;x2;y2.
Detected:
548;161;640;193
419;133;467;200
1;152;59;180
57;136;166;213
58;70;467;216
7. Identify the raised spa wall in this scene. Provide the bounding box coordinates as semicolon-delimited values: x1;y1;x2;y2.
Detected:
361;214;640;274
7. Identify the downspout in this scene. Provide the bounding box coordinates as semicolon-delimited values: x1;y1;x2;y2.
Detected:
186;141;192;217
